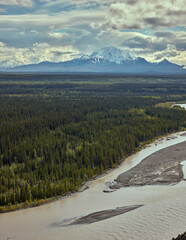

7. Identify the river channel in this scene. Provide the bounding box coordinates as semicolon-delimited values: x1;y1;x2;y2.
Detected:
0;104;186;240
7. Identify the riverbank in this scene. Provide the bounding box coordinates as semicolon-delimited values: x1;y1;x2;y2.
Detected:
110;140;186;189
1;130;186;214
1;130;186;240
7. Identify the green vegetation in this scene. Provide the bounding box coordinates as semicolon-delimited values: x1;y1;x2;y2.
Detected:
0;74;186;212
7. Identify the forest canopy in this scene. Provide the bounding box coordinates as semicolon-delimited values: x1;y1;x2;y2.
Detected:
0;74;186;210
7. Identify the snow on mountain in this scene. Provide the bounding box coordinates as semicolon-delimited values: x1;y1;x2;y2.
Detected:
73;54;110;64
90;46;136;64
2;46;185;74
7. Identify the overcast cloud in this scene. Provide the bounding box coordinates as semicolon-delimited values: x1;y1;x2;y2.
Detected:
0;0;185;67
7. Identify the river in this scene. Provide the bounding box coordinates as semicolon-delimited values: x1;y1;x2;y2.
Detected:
0;104;186;240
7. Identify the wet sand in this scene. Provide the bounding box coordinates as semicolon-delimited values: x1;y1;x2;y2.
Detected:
52;205;143;226
110;141;186;189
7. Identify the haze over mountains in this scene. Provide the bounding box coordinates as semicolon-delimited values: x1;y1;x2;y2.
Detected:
1;47;186;74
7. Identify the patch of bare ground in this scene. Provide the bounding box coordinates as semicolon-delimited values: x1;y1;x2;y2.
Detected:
51;205;143;226
180;132;186;136
110;141;186;189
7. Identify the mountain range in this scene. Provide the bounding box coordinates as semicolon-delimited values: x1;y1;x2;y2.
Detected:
1;47;186;74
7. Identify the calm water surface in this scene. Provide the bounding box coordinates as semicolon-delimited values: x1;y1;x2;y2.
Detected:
0;103;186;240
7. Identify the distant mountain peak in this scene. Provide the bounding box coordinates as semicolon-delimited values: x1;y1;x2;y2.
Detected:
79;55;91;60
90;46;136;64
160;58;170;64
1;46;185;74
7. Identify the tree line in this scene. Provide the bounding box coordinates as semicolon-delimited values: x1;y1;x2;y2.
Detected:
0;83;186;208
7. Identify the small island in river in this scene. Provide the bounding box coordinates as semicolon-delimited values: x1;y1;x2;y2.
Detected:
51;205;143;226
110;140;186;189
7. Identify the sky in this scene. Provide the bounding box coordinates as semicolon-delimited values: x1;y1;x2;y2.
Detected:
0;0;185;67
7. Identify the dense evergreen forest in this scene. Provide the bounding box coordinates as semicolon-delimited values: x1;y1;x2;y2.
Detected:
0;74;186;211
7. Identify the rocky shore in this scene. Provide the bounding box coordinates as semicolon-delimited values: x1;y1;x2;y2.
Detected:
110;141;186;189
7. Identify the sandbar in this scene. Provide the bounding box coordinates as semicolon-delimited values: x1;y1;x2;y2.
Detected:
51;205;143;226
110;141;186;189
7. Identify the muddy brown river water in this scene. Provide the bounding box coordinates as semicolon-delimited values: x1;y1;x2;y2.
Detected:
0;104;186;240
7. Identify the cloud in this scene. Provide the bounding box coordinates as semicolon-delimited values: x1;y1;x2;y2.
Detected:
167;9;186;16
51;51;74;57
155;31;186;51
121;30;186;55
0;9;105;49
0;0;185;67
154;31;174;38
0;42;78;67
0;41;5;47
144;17;171;28
122;35;168;52
0;0;33;8
155;51;179;60
0;9;105;31
118;28;186;65
106;1;186;30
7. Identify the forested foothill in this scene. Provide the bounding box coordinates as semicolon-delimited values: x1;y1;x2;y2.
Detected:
0;74;186;212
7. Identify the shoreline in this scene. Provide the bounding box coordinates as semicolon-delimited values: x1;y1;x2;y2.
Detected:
0;130;186;214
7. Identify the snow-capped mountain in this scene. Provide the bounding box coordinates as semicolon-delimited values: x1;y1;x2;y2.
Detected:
72;46;136;64
1;47;186;74
91;46;136;64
